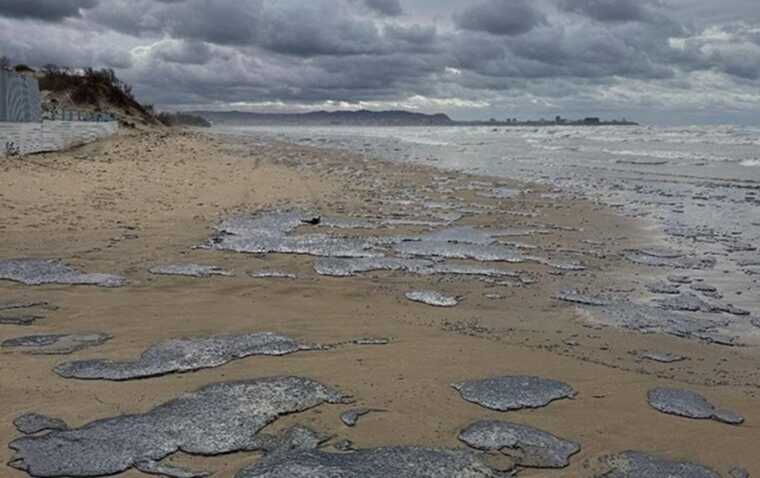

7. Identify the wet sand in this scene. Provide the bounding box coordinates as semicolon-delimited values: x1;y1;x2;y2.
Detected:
1;130;758;477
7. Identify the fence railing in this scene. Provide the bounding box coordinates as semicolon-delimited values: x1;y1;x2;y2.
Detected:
42;109;115;122
1;121;119;157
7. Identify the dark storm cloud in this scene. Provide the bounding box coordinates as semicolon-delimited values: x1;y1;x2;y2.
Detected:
449;16;676;84
665;23;760;80
87;0;389;55
559;0;658;23
454;0;546;36
152;40;213;65
364;0;404;16
0;0;98;21
1;0;759;122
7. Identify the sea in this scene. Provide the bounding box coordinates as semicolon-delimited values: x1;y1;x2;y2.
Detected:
217;124;760;317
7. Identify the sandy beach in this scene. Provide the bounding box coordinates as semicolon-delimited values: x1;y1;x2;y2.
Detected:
1;130;758;477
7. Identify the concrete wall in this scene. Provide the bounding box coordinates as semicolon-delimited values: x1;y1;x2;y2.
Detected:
0;121;118;156
0;70;42;122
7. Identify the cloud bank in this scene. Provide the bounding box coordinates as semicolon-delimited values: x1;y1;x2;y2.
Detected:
0;0;758;123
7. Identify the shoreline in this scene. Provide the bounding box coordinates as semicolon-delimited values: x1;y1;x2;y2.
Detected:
1;129;758;477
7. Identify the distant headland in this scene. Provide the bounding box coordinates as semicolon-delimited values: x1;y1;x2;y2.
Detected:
190;109;638;127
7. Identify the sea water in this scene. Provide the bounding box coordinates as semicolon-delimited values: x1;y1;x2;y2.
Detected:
218;124;760;317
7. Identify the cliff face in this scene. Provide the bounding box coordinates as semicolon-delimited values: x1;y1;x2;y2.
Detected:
192;109;454;126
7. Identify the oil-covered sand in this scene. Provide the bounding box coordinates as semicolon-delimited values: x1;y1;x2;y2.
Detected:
0;130;758;477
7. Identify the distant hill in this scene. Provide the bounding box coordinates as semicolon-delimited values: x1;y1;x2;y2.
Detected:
192;109;637;128
192;109;454;126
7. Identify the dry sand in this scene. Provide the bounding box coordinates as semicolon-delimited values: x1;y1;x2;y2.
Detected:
1;129;758;477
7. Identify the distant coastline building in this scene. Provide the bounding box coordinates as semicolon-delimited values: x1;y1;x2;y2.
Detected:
583;117;601;125
0;69;42;122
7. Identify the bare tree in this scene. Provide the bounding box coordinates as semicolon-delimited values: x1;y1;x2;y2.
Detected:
0;56;11;70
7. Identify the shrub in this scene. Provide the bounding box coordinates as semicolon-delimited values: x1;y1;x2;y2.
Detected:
38;66;158;125
157;112;211;127
14;64;34;73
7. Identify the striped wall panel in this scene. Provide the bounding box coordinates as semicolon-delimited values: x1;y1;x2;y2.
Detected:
0;70;43;122
0;121;118;156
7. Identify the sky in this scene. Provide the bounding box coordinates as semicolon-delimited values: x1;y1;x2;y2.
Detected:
1;0;760;124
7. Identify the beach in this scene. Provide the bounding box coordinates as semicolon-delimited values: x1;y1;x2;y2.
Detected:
1;129;758;477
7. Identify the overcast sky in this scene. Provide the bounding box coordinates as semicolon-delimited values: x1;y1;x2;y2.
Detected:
2;0;759;124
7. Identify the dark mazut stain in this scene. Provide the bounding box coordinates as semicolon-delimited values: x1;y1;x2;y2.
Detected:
332;439;355;451
638;351;687;363
0;300;49;311
148;264;232;278
646;281;681;295
2;333;111;355
249;271;297;279
54;333;306;381
647;387;744;425
318;215;375;229
235;426;505;478
9;377;351;478
597;451;720;477
452;376;576;412
0;300;53;326
555;289;738;345
0;258;126;287
525;255;587;271
339;408;385;427
389;226;532;264
405;290;460;307
624;248;716;270
459;420;580;469
655;292;749;316
14;413;69;435
0;315;45;326
314;257;433;277
413;226;540;245
212;212;539;279
208;211;383;258
477;186;520;200
314;257;528;282
352;337;390;346
689;282;721;298
667;275;693;284
134;460;211;478
729;466;751;478
554;289;612;306
394;241;524;263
